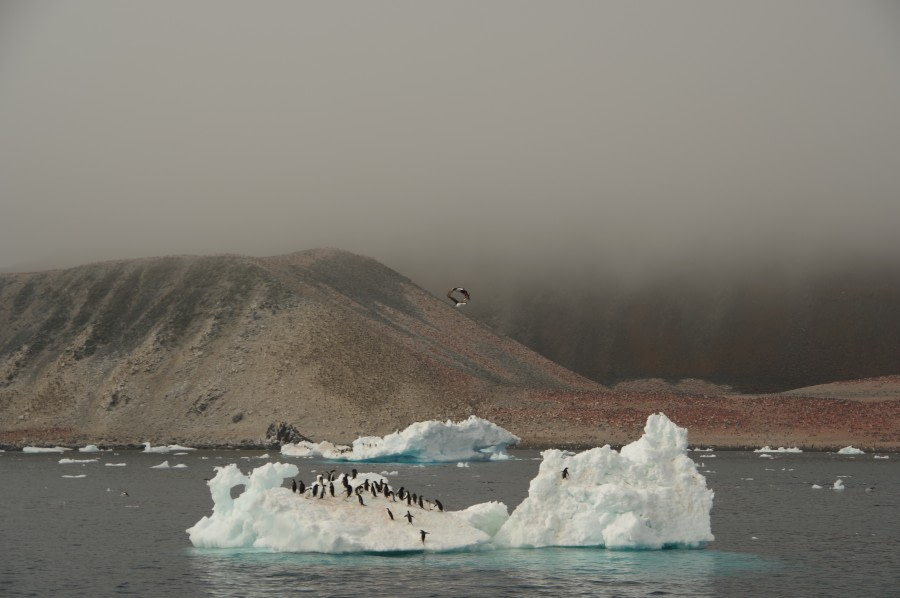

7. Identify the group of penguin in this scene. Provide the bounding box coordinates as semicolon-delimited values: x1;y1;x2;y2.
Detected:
289;468;444;545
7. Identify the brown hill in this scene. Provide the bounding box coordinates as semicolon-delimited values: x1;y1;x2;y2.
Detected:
1;249;897;450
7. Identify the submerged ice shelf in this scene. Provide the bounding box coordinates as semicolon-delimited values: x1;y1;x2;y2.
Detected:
188;413;714;553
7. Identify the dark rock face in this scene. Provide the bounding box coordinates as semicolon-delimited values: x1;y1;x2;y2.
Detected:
265;422;310;447
469;260;900;393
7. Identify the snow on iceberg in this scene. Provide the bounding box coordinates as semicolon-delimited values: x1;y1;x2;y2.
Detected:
493;413;713;550
190;413;712;553
187;462;502;552
281;416;520;462
837;446;865;455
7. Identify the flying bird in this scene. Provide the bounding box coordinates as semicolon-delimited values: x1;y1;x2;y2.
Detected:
447;287;470;306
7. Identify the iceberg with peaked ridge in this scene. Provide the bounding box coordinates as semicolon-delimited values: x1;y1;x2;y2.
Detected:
189;413;713;552
280;415;520;462
493;413;714;549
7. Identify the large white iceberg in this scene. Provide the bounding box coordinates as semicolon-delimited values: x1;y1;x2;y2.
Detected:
280;416;520;462
190;413;712;552
493;413;714;549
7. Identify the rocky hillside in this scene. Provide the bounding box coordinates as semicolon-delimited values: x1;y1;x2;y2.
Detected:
1;249;897;450
0;249;598;447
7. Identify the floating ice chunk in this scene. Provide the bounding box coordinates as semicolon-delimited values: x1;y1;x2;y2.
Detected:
150;461;171;469
186;462;499;552
873;455;889;460
493;413;714;550
755;446;802;453
23;446;69;453
59;458;98;464
457;462;470;468
281;416;519;463
811;484;823;489
62;474;87;478
837;446;865;455
758;454;775;459
173;463;188;469
78;444;101;453
832;479;845;490
105;463;127;467
143;442;196;453
190;414;713;553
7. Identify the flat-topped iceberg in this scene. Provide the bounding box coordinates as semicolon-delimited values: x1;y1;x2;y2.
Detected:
837;446;865;455
190;413;712;552
281;415;520;462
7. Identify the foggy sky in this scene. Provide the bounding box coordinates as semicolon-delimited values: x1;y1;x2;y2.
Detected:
2;1;900;296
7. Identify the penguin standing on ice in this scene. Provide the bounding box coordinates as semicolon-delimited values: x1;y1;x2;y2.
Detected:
386;507;394;520
562;467;569;479
420;530;430;544
291;479;297;493
434;499;444;512
297;480;305;494
404;511;414;524
358;494;366;506
329;482;335;497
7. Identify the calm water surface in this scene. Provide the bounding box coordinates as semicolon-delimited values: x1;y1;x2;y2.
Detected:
1;449;896;597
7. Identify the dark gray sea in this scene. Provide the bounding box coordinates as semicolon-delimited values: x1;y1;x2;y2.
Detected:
1;449;896;597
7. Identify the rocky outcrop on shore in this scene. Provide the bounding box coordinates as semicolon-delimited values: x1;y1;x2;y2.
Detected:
1;250;897;450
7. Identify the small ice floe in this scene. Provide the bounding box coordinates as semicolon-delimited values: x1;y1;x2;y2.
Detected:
150;461;171;469
832;479;845;491
78;445;102;453
105;463;127;467
457;462;470;468
62;474;87;478
689;448;714;452
142;442;196;453
173;463;188;469
699;454;716;458
873;455;889;460
380;470;399;476
755;446;802;453
254;454;270;459
759;454;775;459
23;446;69;453
811;484;823;489
837;446;865;455
59;458;98;464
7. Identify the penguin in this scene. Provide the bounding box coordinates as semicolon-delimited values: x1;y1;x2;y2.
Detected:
329;482;335;497
371;486;378;499
345;486;353;498
312;484;319;498
420;530;430;544
386;507;394;521
364;479;370;491
398;487;405;500
418;495;424;509
357;494;366;506
562;467;569;479
291;479;297;493
352;468;358;479
404;511;414;524
298;480;306;494
407;493;412;506
434;499;443;512
319;487;325;499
